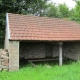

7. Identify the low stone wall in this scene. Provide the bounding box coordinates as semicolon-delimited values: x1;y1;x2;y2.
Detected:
0;49;9;71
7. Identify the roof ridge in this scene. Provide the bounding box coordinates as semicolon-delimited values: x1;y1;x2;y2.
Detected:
8;13;80;24
8;13;69;21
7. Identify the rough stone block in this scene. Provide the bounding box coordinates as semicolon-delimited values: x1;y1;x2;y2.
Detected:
2;61;9;67
1;55;9;59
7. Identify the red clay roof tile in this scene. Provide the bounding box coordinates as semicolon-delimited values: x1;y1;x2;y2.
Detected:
8;13;80;41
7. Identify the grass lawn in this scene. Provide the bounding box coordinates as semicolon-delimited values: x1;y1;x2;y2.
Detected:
0;60;80;80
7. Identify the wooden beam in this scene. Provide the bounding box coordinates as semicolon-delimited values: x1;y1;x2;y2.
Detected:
59;42;63;66
27;58;67;62
28;60;36;67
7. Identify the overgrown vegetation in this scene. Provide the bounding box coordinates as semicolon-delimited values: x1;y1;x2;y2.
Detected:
0;61;80;80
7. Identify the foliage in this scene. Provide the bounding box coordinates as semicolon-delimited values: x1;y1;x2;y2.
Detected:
46;1;80;21
58;3;69;18
0;61;80;80
0;0;80;44
45;3;69;18
0;0;48;43
46;3;58;17
73;1;80;21
68;8;75;20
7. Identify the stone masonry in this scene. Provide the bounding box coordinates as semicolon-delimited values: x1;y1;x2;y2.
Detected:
63;42;80;60
20;42;80;60
20;42;59;59
9;41;19;71
0;49;9;71
20;42;45;59
2;41;80;71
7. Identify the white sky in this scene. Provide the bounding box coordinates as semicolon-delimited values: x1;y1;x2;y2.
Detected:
50;0;76;8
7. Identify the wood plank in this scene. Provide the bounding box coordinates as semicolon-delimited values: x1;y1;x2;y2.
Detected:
29;59;58;62
27;58;67;62
59;42;63;66
28;60;36;67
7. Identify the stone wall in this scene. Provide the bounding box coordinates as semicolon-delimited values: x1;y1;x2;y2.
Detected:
20;42;59;59
20;42;80;60
1;41;80;72
1;41;80;71
52;44;59;57
52;42;80;60
63;42;80;60
20;42;45;59
0;49;9;71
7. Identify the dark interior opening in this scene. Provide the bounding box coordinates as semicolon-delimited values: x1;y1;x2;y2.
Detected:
45;43;53;58
19;41;77;68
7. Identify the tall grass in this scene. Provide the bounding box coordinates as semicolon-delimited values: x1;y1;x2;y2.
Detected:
0;61;80;80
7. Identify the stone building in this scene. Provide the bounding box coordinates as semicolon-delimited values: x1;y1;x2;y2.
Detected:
4;13;80;71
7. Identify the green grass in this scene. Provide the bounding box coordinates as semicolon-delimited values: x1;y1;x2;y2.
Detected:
0;61;80;80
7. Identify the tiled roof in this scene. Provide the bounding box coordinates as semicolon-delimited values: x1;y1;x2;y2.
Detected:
7;13;80;41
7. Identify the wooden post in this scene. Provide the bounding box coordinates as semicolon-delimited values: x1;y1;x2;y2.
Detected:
59;42;63;66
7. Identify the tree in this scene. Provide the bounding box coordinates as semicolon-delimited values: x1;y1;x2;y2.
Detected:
46;3;58;17
26;0;48;16
0;0;48;43
45;3;70;18
68;8;75;20
58;3;69;18
73;1;80;21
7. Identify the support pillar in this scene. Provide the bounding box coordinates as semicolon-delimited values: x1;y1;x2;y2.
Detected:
59;42;63;66
9;41;19;71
